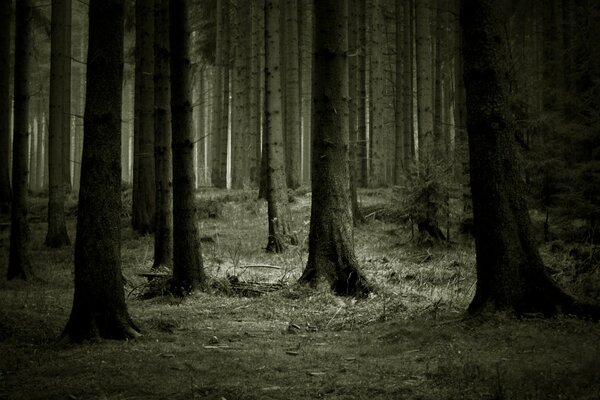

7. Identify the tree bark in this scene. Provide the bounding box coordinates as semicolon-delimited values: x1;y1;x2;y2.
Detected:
461;0;599;319
393;0;406;184
170;0;207;294
8;0;33;281
368;0;386;187
299;0;370;296
357;0;368;187
0;0;11;215
152;0;173;270
404;0;415;167
132;0;156;234
61;0;72;192
265;0;294;253
298;0;312;186
62;0;140;341
46;0;71;248
416;0;434;166
212;0;229;188
348;0;362;224
283;0;301;190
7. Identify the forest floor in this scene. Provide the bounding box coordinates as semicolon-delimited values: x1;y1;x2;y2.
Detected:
0;189;599;400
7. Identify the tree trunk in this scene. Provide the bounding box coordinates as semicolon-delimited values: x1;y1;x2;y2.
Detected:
404;0;415;167
152;0;173;270
368;0;386;187
132;0;155;234
461;0;599;319
212;0;229;189
416;0;434;166
283;0;301;190
29;115;38;192
62;0;140;341
62;0;72;192
170;0;207;294
348;0;362;224
46;0;71;248
393;0;406;184
7;0;33;281
265;0;294;252
298;0;312;186
299;0;370;296
357;0;368;187
0;0;11;215
230;2;251;189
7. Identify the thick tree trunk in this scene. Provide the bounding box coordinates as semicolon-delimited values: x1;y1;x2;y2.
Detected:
132;0;155;234
265;0;294;253
62;0;140;341
46;0;71;248
0;0;11;215
299;0;370;296
152;0;173;270
8;0;33;280
461;0;599;319
170;0;207;294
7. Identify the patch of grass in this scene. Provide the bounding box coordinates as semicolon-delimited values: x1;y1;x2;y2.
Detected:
0;189;599;399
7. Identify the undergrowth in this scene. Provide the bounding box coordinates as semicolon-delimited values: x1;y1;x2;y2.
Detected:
0;189;599;400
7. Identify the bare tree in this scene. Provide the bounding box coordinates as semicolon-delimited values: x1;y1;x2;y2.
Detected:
152;0;173;270
62;0;141;341
7;0;33;281
461;0;599;319
264;0;295;253
0;0;12;215
299;0;371;296
46;0;71;248
132;0;156;234
170;0;207;294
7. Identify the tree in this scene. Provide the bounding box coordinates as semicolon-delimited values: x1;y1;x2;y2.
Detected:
461;0;598;318
0;0;11;215
46;0;71;248
62;0;140;341
7;0;33;281
211;0;230;189
170;0;207;294
368;0;386;187
264;0;295;253
132;0;156;234
152;0;173;270
416;0;434;166
299;0;371;296
282;0;301;190
356;0;368;187
61;0;72;192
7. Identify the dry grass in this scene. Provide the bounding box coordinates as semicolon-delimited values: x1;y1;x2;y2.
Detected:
0;189;599;400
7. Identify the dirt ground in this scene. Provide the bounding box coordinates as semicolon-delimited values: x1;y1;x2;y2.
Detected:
1;190;599;400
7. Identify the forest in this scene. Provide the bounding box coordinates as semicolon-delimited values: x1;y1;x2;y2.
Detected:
1;0;599;399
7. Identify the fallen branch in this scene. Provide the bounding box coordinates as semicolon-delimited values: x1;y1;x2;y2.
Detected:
241;264;282;270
